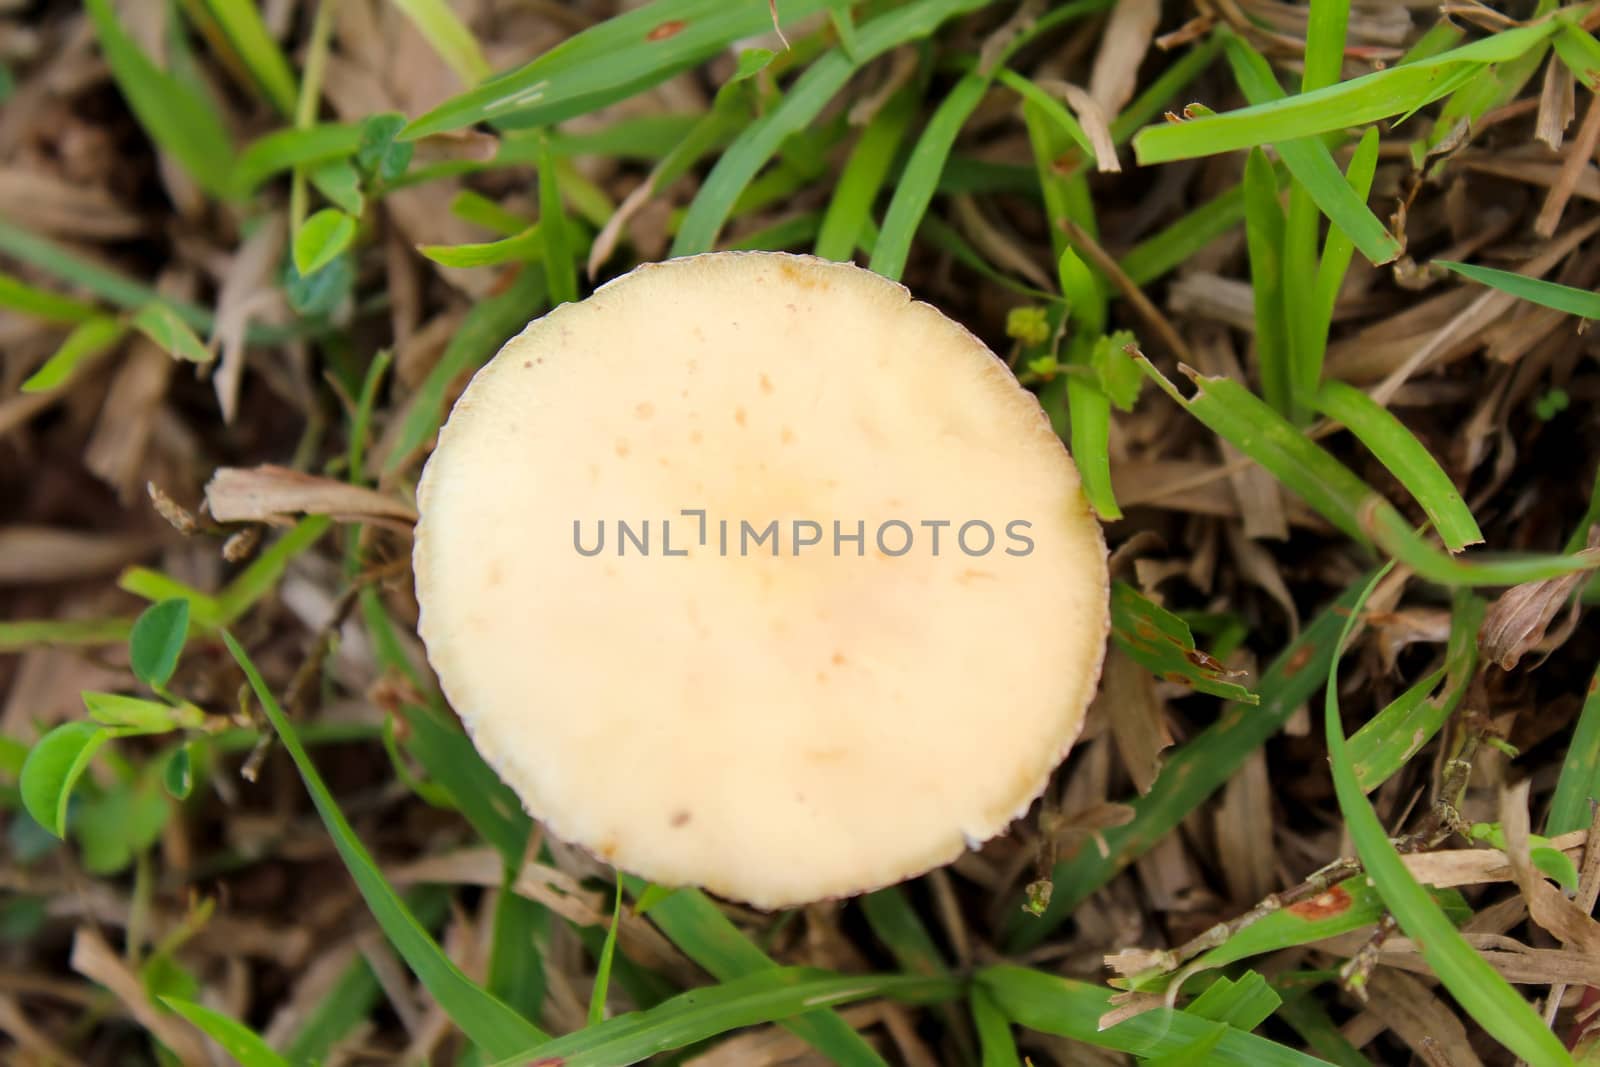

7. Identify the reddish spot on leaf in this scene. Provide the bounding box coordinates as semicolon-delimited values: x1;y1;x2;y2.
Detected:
1133;620;1161;641
527;1059;565;1066
1287;885;1352;921
1162;671;1194;687
1185;648;1226;674
648;19;687;41
1284;644;1316;678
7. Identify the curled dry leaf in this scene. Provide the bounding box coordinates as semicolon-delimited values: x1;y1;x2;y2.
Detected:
1501;781;1600;954
205;465;418;527
1478;526;1600;670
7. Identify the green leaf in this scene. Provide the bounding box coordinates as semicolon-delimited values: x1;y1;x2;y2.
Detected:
673;0;995;257
1242;147;1290;415
1324;568;1574;1066
1187;972;1280;1031
392;0;491;85
234;123;364;193
84;0;236;199
1547;659;1600;835
402;0;839;139
223;632;547;1057
493;968;958;1067
76;774;169;875
1011;578;1370;949
386;268;545;472
1436;260;1600;319
1215;33;1401;265
1148;877;1471;990
1468;823;1580;893
20;722;111;837
589;880;624;1025
1092;330;1143;411
356;114;414;183
538;133;577;306
1112;583;1257;702
129;598;190;687
0;271;101;324
1313;380;1483;552
21;317;126;393
308;159;366;215
82;692;183;732
1133;21;1559;164
625;879;892;1067
283;254;355;318
971;984;1021;1067
160;997;289;1067
870;70;988;282
195;0;298;116
132;303;214;363
163;743;194;801
419;226;543;268
293;209;358;277
979;965;1325;1064
815;85;919;262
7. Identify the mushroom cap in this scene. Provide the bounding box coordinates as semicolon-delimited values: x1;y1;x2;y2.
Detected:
413;252;1108;909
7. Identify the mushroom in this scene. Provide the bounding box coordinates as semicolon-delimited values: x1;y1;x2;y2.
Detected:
413;252;1109;909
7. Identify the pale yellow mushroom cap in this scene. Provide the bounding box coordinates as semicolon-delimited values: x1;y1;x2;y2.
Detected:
413;252;1108;909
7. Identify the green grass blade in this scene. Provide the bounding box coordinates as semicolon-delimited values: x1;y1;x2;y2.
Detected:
160;998;287;1067
282;887;451;1061
869;69;989;282
1145;361;1597;586
673;0;992;257
1274;981;1376;1067
1314;379;1483;551
538;133;577;306
84;0;236;199
589;880;624;1025
385;268;545;473
624;879;893;1067
215;515;331;624
1215;34;1400;265
495;968;958;1067
419;226;543;268
1323;569;1573;1066
132;302;213;363
223;632;548;1057
1547;659;1600;835
1243;148;1291;416
487;888;547;1026
1171;878;1469;987
1302;126;1380;407
0;616;134;651
860;888;946;978
814;85;918;261
1552;18;1600;85
1134;21;1558;163
1112;582;1257;702
1437;260;1600;319
1187;972;1279;1030
392;0;491;85
399;704;531;864
195;0;298;116
971;984;1021;1067
1121;181;1247;288
21;317;126;393
1141;361;1373;544
402;0;834;138
0;272;102;324
1008;578;1370;949
978;966;1325;1065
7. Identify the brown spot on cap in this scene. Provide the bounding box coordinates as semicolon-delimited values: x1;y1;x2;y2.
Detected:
647;19;686;41
636;402;655;419
734;407;747;427
670;810;691;827
832;652;846;666
759;373;774;394
615;440;630;457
